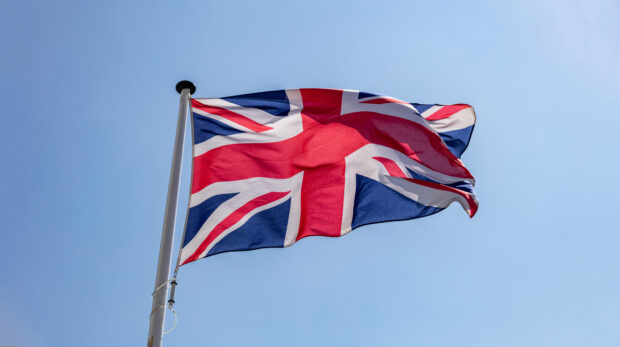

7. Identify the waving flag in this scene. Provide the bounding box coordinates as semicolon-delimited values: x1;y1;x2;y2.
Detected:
179;88;478;265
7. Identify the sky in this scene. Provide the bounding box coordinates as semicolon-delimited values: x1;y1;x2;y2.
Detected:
1;0;620;346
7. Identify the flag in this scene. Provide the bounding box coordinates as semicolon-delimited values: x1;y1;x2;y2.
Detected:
179;88;478;265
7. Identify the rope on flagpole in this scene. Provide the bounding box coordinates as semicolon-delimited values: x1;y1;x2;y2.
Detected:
148;253;180;334
148;305;177;335
163;307;177;335
151;280;171;298
149;279;171;319
148;278;178;335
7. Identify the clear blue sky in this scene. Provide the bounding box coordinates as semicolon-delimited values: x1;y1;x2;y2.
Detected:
2;0;619;346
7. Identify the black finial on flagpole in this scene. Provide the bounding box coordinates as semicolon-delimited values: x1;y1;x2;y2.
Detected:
175;80;196;95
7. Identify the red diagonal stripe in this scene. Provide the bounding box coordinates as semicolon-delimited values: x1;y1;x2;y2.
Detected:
372;156;477;217
182;191;290;264
192;99;273;132
424;104;470;121
405;177;478;217
372;157;408;178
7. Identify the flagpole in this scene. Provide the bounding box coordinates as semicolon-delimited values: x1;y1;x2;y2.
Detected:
147;80;196;347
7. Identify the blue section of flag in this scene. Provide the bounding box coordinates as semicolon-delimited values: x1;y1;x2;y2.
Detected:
404;168;474;193
406;168;439;184
223;90;290;117
357;91;378;99
193;113;244;143
184;193;238;247
446;180;474;193
351;175;442;229
411;103;433;114
437;126;474;158
206;198;290;257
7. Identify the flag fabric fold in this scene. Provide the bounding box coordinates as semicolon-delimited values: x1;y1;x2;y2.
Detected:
180;88;478;265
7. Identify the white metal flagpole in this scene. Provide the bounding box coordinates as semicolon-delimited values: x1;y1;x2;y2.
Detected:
147;80;196;347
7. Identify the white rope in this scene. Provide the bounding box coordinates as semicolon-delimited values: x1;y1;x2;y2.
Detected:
148;279;179;335
151;280;170;297
163;307;178;335
149;280;170;318
147;305;178;335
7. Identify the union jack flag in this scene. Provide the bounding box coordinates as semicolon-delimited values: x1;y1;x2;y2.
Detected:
180;88;478;265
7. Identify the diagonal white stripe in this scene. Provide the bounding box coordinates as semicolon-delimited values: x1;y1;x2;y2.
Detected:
341;144;476;235
190;173;303;208
193;89;303;157
193;98;283;125
425;108;476;133
195;192;293;261
193;107;258;133
182;173;304;264
340;90;432;129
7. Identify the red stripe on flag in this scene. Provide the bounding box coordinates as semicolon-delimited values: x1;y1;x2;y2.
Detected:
372;157;408;178
372;156;477;217
406;178;478;217
182;191;290;264
191;99;273;132
336;112;474;180
424;104;470;121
